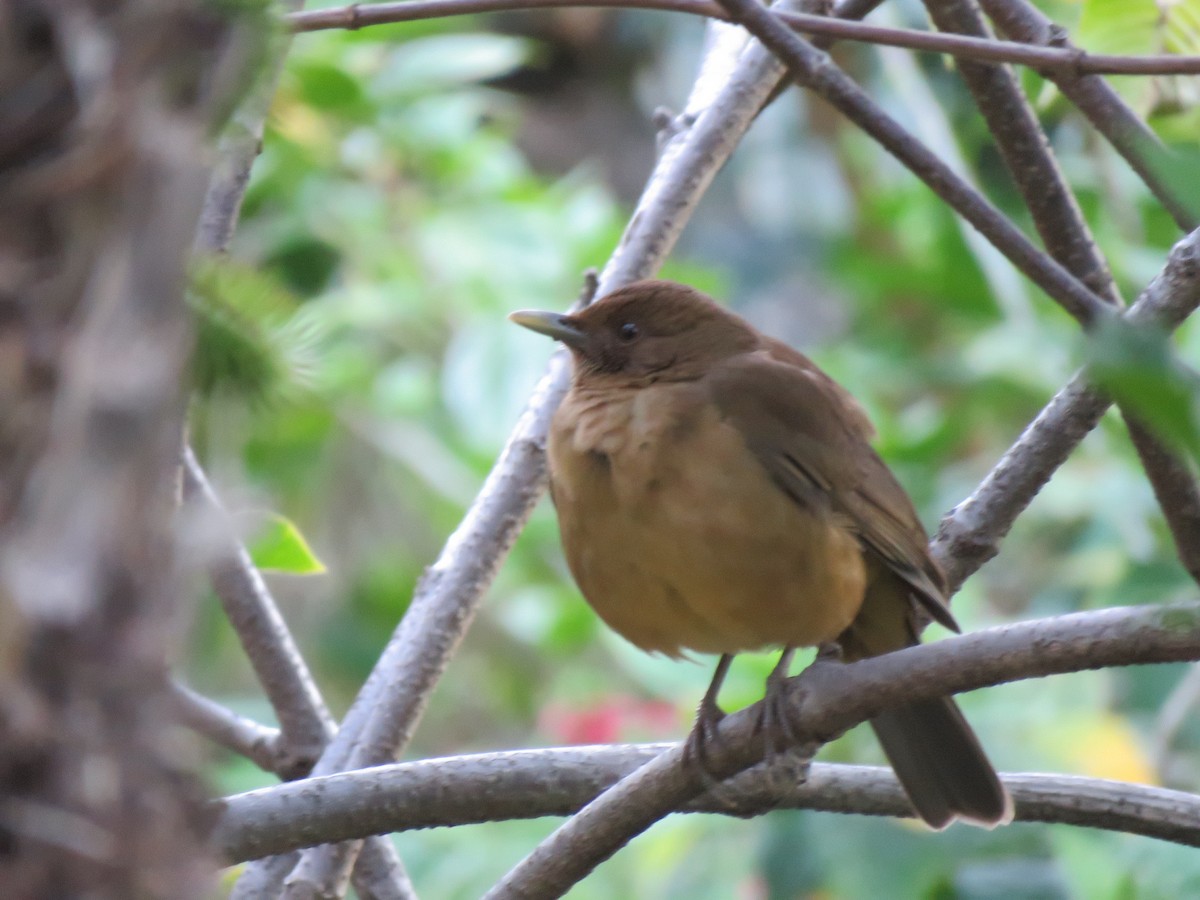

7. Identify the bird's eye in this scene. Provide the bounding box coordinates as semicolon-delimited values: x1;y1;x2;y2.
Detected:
618;322;639;341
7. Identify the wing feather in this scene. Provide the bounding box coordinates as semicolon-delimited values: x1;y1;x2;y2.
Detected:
706;344;957;633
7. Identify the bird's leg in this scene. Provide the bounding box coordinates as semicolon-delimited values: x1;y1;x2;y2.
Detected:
753;646;817;794
754;646;801;754
683;654;733;781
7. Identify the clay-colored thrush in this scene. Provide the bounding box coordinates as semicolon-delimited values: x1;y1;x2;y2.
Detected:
511;279;1012;829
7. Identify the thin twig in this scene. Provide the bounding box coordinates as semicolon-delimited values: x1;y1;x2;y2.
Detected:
921;0;1120;304
712;0;1108;324
182;451;334;778
978;0;1197;232
188;0;418;888
184;454;417;900
195;0;305;255
934;227;1200;589
1153;661;1200;779
1126;421;1200;586
216;745;1200;862
168;680;283;773
919;0;1200;593
481;601;1200;899
287;0;1200;76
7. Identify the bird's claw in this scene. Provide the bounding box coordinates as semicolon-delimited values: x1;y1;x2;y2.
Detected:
751;655;816;794
683;693;729;795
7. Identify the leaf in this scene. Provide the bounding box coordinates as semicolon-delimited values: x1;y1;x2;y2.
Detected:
292;60;368;112
372;34;532;96
1086;316;1200;460
248;513;327;575
188;258;322;404
1078;0;1200;117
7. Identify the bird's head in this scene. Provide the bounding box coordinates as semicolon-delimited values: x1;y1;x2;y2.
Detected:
510;280;760;383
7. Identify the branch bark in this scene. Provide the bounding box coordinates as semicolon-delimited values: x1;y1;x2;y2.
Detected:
919;0;1200;593
182;452;335;778
169;681;283;774
287;0;1200;76
216;747;1200;863
978;0;1198;232
933;227;1200;589
481;601;1200;898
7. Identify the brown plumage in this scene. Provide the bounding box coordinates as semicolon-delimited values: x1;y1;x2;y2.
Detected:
510;279;1012;829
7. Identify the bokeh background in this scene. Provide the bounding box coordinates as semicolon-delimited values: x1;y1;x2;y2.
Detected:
188;0;1200;895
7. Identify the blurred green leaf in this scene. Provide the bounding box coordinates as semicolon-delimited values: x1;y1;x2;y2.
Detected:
189;258;321;403
248;512;327;574
373;34;533;96
292;60;369;114
1079;0;1200;118
1086;316;1200;460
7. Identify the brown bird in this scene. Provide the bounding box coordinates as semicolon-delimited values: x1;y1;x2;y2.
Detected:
511;279;1012;829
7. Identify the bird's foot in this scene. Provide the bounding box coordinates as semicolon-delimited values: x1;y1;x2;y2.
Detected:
752;649;815;794
682;691;730;793
754;657;805;756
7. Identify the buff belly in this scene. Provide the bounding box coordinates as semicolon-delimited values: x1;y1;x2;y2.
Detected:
549;382;867;658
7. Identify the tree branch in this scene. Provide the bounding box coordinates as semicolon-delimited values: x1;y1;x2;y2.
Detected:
978;0;1198;232
287;0;1200;76
1126;423;1200;586
168;681;283;774
476;601;1200;898
215;746;1200;863
711;0;1109;325
933;227;1200;589
182;451;335;777
921;0;1119;303
919;0;1200;595
195;0;305;255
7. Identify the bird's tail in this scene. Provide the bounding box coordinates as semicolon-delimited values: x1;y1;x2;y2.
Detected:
869;695;1013;830
841;558;1012;829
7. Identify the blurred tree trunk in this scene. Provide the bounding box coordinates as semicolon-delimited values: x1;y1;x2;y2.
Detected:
0;1;231;895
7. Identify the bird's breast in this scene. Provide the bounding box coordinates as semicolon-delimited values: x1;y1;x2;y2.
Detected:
548;381;866;657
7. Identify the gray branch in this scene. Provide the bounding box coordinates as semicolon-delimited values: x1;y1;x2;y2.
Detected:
168;680;283;774
474;601;1200;898
182;451;334;777
919;0;1200;594
933;227;1200;589
978;0;1197;232
215;745;1200;863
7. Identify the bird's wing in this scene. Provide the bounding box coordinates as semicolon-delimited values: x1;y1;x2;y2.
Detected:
706;345;957;633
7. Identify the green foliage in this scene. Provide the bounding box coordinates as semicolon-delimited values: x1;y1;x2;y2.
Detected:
189;258;319;403
1079;0;1200;117
1087;316;1200;461
247;512;327;574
